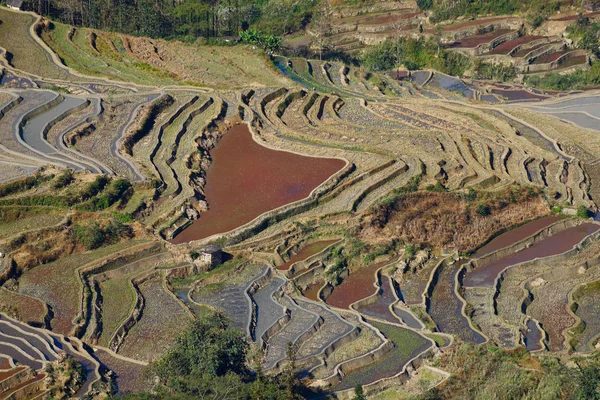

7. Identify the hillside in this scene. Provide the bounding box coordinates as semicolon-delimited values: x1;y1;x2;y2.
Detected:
1;1;600;399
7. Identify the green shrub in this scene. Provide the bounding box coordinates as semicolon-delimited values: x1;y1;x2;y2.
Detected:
477;203;491;217
577;205;592;219
0;173;53;198
52;169;74;189
417;0;433;10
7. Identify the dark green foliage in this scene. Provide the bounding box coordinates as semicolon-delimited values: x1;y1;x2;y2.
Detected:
360;37;470;76
352;384;367;400
0;173;53;198
474;60;517;82
72;220;133;250
52;169;74;190
427;181;448;192
23;0;317;41
476;203;491;216
119;313;295;400
240;28;281;51
575;363;600;400
577;205;593;219
78;179;132;211
417;0;433;10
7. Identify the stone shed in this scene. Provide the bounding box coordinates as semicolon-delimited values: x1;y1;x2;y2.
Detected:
195;244;223;269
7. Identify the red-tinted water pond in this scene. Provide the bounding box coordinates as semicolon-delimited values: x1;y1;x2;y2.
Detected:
473;216;563;258
357;276;399;323
171;124;345;243
277;239;339;271
302;281;324;302
465;223;600;288
326;259;392;309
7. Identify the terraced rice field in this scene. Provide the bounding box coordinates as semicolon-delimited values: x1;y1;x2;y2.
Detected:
278;239;339;271
252;277;286;343
18;240;143;335
465;223;600;288
191;266;266;331
489;36;544;55
357;276;399;324
171;124;345;243
118;275;192;362
427;261;486;344
448;30;513;49
326;260;391;309
334;321;431;391
571;281;600;352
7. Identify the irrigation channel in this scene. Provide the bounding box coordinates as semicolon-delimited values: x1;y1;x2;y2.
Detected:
170;124;345;243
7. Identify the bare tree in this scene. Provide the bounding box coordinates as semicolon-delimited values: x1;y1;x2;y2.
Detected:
311;3;332;60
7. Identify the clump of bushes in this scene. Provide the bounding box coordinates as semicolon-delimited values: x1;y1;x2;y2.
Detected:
72;219;133;250
52;170;74;190
0;173;53;198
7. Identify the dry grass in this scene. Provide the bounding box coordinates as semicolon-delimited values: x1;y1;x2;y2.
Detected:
362;188;549;253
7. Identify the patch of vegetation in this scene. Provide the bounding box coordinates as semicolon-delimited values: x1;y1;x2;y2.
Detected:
418;343;600;400
360;38;471;77
72;219;133;250
119;313;306;399
0;173;53;198
473;59;517;82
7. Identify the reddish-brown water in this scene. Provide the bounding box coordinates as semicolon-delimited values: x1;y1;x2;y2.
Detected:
465;223;600;288
277;239;339;271
473;216;563;258
171;125;345;243
533;51;567;64
357;277;398;323
447;29;513;48
302;281;324;302
326;259;392;309
489;36;544;55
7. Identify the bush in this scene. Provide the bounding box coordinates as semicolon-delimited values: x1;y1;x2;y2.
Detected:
577;205;593;219
477;203;491;217
0;173;53;198
417;0;433;10
72;220;133;250
52;170;74;189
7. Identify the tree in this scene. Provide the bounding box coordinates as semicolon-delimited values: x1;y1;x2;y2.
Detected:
353;384;367;400
575;363;600;400
311;3;332;60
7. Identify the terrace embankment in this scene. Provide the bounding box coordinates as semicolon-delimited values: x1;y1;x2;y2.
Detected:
170;124;345;243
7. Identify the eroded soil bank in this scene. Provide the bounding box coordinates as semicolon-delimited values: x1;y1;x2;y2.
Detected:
171;124;345;243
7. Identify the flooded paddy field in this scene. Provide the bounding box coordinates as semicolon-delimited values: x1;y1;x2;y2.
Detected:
473;216;563;258
171;124;345;243
357;276;399;324
465;223;600;288
427;261;486;344
326;260;391;309
524;320;544;351
572;281;600;352
334;321;431;391
278;239;339;271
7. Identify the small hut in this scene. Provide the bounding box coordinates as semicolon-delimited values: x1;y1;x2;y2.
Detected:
195;245;223;270
6;0;23;10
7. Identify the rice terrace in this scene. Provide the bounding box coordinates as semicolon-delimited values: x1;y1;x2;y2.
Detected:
3;0;600;398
